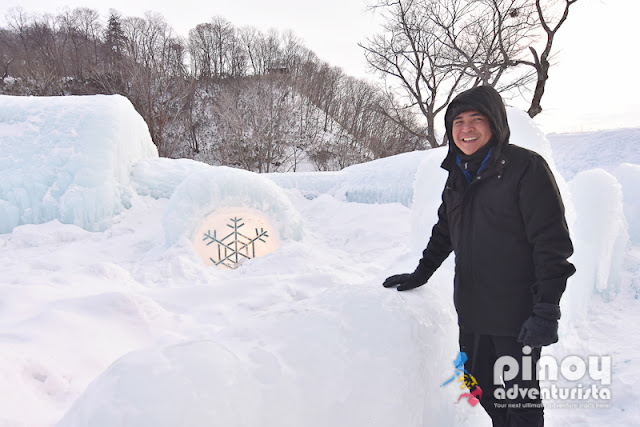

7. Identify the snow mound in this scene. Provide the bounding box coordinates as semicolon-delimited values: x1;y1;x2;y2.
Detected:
410;146;449;252
564;169;629;322
614;163;640;244
132;158;303;246
548;127;640;181
507;109;556;160
131;157;211;199
267;150;431;207
57;285;463;427
0;95;157;233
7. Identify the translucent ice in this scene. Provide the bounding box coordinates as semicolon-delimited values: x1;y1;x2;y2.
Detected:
0;95;157;233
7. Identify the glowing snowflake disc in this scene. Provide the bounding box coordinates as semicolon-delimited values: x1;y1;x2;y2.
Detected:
192;207;281;269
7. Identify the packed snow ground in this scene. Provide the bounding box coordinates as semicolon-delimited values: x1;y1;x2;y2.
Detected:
0;95;639;426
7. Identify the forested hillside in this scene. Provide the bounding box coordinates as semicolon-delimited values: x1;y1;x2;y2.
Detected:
0;8;426;171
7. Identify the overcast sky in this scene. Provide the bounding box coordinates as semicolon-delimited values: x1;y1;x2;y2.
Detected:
1;0;637;134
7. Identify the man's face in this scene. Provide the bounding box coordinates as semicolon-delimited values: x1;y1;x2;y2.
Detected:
451;110;493;156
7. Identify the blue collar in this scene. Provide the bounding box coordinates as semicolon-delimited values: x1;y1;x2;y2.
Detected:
456;147;494;184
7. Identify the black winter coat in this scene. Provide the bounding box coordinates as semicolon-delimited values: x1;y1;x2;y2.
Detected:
414;87;575;337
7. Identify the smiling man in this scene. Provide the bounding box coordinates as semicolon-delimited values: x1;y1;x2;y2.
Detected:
383;86;575;427
451;110;493;155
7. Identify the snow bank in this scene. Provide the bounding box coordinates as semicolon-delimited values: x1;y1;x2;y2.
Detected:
131;157;211;200
267;150;431;207
547;127;640;181
132;158;303;246
546;126;640;321
57;285;464;427
0;95;157;233
410;147;449;252
614;163;640;244
566;169;629;309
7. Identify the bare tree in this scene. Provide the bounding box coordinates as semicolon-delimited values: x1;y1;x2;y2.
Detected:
51;7;102;88
237;27;286;76
0;28;18;81
121;12;190;155
188;23;215;83
361;0;471;147
237;26;262;75
188;17;245;81
209;17;236;77
518;0;580;117
362;0;580;145
211;74;298;172
427;0;538;89
75;8;102;69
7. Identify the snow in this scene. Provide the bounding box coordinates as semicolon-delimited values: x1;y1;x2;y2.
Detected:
267;149;432;207
547;127;640;181
132;158;304;246
0;95;639;426
569;170;628;296
614;163;640;245
57;286;460;427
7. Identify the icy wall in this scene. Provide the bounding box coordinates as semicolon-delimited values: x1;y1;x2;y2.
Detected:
0;95;157;233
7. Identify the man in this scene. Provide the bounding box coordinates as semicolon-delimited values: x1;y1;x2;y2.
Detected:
383;86;575;427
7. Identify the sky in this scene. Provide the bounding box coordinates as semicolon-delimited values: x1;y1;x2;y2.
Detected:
1;0;638;134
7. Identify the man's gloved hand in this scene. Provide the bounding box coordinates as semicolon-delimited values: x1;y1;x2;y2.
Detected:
382;273;424;291
518;303;561;348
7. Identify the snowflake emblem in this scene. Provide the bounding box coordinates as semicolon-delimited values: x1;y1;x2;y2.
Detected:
202;217;270;269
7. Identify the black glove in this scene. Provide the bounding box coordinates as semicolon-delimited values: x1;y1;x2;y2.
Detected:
382;273;424;291
518;303;561;348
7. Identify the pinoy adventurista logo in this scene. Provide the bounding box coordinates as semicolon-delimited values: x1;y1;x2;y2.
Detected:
493;346;612;409
441;351;483;406
441;347;612;410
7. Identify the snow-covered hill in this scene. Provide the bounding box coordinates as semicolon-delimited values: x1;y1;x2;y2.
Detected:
0;95;638;426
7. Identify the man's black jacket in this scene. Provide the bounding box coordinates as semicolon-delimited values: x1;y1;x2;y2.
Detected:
413;86;576;336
